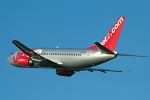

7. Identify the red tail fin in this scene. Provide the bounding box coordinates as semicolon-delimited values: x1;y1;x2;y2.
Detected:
88;17;126;51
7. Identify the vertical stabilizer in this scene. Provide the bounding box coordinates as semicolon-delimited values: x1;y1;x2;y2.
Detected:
88;17;126;51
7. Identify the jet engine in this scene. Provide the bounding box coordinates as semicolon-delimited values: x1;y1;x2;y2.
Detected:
56;69;75;77
17;57;34;66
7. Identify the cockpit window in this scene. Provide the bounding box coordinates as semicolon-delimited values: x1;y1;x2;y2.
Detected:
10;52;13;55
10;52;15;55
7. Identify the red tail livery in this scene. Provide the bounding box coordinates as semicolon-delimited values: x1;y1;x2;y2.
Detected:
88;17;126;51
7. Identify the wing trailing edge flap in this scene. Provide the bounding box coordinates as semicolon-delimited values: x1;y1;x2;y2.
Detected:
93;42;115;54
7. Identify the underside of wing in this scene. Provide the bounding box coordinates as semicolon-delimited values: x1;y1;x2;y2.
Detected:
53;67;130;77
72;68;130;73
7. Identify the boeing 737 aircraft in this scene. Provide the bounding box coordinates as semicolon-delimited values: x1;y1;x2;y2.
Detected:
7;17;146;77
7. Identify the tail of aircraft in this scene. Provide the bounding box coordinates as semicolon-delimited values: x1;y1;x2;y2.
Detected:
88;17;126;51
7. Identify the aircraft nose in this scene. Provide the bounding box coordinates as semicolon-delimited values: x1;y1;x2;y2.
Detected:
7;55;13;65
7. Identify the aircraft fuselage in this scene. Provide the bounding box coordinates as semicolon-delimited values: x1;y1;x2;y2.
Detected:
7;48;117;69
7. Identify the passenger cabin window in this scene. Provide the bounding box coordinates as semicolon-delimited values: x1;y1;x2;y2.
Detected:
39;52;82;56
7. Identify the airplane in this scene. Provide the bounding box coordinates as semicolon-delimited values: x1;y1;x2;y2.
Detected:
7;17;146;77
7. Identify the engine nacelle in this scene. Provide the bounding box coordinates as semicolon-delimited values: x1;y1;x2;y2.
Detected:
56;69;75;77
18;57;34;66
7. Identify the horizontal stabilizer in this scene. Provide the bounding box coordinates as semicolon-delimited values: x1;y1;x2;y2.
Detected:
118;54;147;57
94;42;115;54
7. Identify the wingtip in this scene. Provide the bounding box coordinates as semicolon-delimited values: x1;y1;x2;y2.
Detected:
129;70;131;72
13;40;18;41
93;41;98;43
12;40;18;43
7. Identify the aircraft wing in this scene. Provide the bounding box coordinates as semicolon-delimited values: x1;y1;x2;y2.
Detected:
72;68;130;73
12;40;42;58
12;40;61;67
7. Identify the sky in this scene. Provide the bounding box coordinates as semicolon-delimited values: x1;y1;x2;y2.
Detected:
0;0;150;100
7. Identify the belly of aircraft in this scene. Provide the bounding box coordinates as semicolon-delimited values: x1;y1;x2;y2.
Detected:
49;54;115;69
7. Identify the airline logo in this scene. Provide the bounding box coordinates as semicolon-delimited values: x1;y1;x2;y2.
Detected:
101;17;124;45
13;49;36;63
111;17;124;33
13;50;29;63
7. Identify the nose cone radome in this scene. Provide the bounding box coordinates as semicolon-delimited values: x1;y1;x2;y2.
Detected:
7;55;13;65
